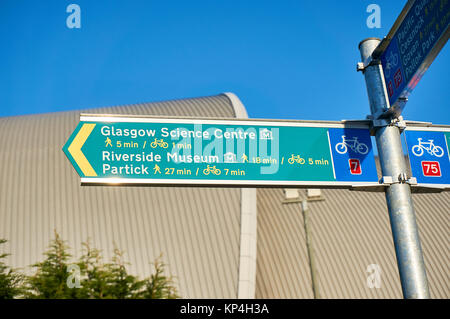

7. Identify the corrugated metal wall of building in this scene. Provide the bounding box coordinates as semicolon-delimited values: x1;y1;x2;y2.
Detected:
0;94;242;298
256;187;449;298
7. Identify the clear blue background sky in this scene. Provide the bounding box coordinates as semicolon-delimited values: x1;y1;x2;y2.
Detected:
1;0;448;124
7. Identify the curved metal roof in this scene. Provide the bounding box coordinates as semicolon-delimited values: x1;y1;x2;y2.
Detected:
0;93;448;298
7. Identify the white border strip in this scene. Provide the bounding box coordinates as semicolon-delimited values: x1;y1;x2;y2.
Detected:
445;133;450;163
404;126;450;132
412;184;450;189
80;115;370;129
81;177;380;187
327;130;337;179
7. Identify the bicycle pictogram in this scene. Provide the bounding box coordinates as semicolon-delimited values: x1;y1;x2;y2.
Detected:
384;50;399;78
203;165;221;175
335;135;369;155
411;138;444;157
150;138;168;149
288;154;305;164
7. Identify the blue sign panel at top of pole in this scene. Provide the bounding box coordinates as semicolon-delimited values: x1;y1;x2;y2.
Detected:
380;0;450;113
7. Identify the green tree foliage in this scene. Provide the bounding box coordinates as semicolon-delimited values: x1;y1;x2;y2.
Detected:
77;241;144;299
0;239;24;299
103;247;145;299
19;232;179;299
76;240;110;298
140;255;179;299
25;231;79;298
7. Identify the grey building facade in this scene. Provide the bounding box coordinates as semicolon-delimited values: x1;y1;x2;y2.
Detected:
0;93;448;298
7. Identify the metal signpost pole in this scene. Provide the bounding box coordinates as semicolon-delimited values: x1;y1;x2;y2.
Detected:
358;38;430;299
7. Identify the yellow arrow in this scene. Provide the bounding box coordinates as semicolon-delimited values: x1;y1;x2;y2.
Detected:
68;123;97;177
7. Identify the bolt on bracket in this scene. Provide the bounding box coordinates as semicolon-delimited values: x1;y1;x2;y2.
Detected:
392;116;407;131
356;56;381;72
381;174;417;186
368;115;407;134
406;177;418;185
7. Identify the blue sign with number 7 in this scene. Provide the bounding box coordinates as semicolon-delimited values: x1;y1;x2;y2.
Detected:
328;128;378;183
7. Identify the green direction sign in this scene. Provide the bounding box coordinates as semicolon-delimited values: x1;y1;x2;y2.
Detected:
63;115;379;187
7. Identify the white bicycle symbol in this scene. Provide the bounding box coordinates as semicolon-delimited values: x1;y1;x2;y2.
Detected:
411;138;444;157
384;50;399;78
335;135;369;155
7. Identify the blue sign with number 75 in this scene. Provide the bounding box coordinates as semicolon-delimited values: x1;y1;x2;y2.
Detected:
405;130;450;186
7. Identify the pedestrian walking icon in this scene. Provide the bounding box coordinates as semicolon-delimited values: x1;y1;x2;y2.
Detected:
153;164;161;174
105;137;112;147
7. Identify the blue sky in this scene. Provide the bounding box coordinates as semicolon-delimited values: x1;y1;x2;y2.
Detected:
0;0;448;124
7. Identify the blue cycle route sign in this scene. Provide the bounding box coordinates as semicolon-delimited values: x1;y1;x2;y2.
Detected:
328;128;377;183
377;0;450;116
405;128;450;187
